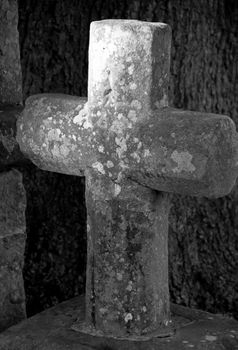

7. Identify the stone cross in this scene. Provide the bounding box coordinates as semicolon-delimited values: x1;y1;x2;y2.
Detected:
16;20;238;339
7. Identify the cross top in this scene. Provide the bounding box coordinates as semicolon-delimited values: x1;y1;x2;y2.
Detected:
88;20;170;109
17;20;238;339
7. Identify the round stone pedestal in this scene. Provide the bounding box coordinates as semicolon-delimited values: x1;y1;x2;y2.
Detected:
0;295;237;349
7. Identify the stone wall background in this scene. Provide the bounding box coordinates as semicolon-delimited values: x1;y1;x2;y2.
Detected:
16;164;87;317
17;0;238;318
0;170;26;331
0;0;22;104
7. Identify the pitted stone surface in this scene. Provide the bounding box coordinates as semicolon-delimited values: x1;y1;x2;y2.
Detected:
0;170;26;332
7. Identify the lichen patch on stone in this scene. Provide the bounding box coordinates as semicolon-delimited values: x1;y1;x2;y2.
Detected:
106;160;114;168
114;184;121;197
129;82;137;90
115;136;127;158
127;110;137;122
116;272;123;281
126;281;133;291
47;128;61;141
124;313;133;323
143;149;151;157
171;150;195;173
131;152;141;163
131;100;142;110
98;145;104;153
204;335;217;342
73;106;92;129
92;161;105;174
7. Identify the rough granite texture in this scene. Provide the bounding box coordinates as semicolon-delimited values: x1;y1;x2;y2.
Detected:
0;295;238;349
0;0;22;104
16;20;238;337
0;169;26;332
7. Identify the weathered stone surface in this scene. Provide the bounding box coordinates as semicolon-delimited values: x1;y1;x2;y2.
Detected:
0;170;26;332
17;94;87;176
16;19;238;338
17;22;238;199
16;0;238;319
0;104;27;170
17;94;238;198
88;20;171;110
0;296;237;349
87;20;238;199
84;169;171;337
0;0;22;104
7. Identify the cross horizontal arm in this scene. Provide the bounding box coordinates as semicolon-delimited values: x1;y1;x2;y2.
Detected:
128;108;238;198
17;93;238;198
17;94;91;176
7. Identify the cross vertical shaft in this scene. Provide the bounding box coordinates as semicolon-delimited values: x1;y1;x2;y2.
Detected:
85;170;171;336
84;20;172;337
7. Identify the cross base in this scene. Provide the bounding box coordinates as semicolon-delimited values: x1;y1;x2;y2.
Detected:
71;318;174;341
1;295;237;350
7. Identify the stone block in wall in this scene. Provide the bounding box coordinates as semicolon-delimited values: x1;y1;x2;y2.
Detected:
0;169;26;332
0;0;22;104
